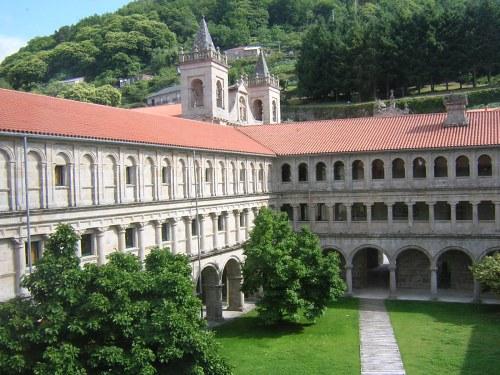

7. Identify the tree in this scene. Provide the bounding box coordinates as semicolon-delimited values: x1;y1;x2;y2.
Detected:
242;208;345;324
472;253;500;296
0;224;231;374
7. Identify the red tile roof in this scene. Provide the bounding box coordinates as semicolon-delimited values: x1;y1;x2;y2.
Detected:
239;110;500;155
132;104;182;117
0;89;274;156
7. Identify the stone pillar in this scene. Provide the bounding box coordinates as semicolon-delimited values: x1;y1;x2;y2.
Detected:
233;210;240;243
429;201;435;230
292;204;299;230
117;225;126;251
227;276;244;311
211;213;219;250
170;218;178;254
345;264;353;296
387;203;393;227
346;204;352;226
75;232;82;258
12;238;26;296
224;212;230;247
68;162;75;207
408;202;413;227
154;220;162;247
309;204;316;226
366;204;372;225
184;217;192;255
430;266;438;298
473;280;481;303
199;214;206;253
96;228;106;265
495;202;500;231
244;209;250;240
450;200;457;229
389;264;397;298
205;283;224;321
472;201;479;233
137;223;145;263
328;204;334;232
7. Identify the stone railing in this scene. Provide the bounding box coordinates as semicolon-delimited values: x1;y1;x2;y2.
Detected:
179;49;228;66
248;75;280;89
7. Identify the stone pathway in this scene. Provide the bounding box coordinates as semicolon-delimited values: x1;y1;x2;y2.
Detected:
359;299;406;375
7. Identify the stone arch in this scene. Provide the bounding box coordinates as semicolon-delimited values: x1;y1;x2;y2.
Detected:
79;153;95;205
176;158;187;198
298;162;308;182
198;264;223;321
350;245;391;289
191;79;204;107
478;247;500;261
281;163;291;182
352;160;364;180
103;154;118;204
435;247;474;293
217;160;226;195
413;157;426;178
333;161;345;181
161;157;172;199
124;156;138;202
205;160;214;196
253;99;263;121
392;158;405;178
371;159;384;179
456;155;470;177
222;257;244;311
316;161;327;181
434;156;448;177
478;154;492;176
144;156;156;201
54;152;71;207
395;247;431;290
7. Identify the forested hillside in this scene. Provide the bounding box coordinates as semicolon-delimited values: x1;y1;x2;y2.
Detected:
0;0;499;108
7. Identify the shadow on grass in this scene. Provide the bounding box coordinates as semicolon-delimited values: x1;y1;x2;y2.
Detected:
386;300;500;375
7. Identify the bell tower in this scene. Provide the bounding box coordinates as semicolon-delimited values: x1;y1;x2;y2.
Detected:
179;18;229;123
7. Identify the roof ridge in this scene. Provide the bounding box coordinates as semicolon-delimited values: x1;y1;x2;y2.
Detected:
234;126;276;156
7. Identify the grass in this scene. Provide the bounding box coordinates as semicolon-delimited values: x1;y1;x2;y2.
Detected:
386;300;500;375
214;298;360;375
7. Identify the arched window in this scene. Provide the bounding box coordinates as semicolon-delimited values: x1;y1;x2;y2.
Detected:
334;161;345;181
191;79;204;107
125;156;137;202
298;163;308;182
316;162;326;181
434;201;451;221
161;158;172;199
229;162;237;194
249;163;255;193
239;97;247;122
0;150;10;211
371;159;384;179
456;155;470;177
258;164;264;191
218;161;226;195
253;99;263;121
413;157;426;178
103;155;118;204
393;202;408;220
434;156;448;178
352;160;364;180
372;202;388;221
352;203;367;221
54;153;71;207
478;200;495;221
239;162;246;192
80;154;94;205
205;161;214;196
392;158;405;179
177;159;187;198
144;157;156;201
216;80;223;108
478;155;492;177
334;203;347;221
272;100;277;122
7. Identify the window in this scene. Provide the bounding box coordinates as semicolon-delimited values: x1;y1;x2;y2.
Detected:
161;223;170;242
217;215;224;231
334;161;345;181
191;219;198;236
316;162;326;181
478;201;495;221
216;80;224;108
371;159;384;179
392;158;405;179
205;168;211;183
298;163;308;182
456;201;472;221
162;166;170;184
372;202;388;221
272;100;277;122
54;165;66;186
393;202;408;221
478;155;492;176
334;203;347;221
240;212;245;227
413;157;426;178
239;168;246;182
434;157;448;177
352;203;367;221
125;228;135;248
253;99;263;121
125;166;135;185
280;204;293;221
413;202;429;221
25;240;42;265
434;201;451;221
316;203;328;221
191;79;204;107
300;203;309;221
456;156;470;177
281;164;291;182
352;160;364;180
81;234;93;256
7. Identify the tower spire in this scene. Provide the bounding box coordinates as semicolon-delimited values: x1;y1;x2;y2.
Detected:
193;17;215;51
255;51;270;77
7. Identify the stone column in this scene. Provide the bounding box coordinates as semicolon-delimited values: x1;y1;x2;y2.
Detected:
408;202;414;227
154;220;162;247
199;214;206;253
495;202;500;231
117;225;126;251
292;204;300;230
233;210;240;243
429;201;436;230
346;203;352;226
387;203;393;227
205;283;224;321
170;218;178;254
68;162;75;207
430;266;438;298
96;227;106;265
12;238;26;296
227;276;244;311
472;201;479;233
450;200;457;229
309;204;316;227
328;204;334;232
345;264;353;297
223;212;230;247
473;280;481;303
184;217;192;255
137;223;145;263
244;209;250;240
211;213;219;250
75;231;82;258
389;264;397;298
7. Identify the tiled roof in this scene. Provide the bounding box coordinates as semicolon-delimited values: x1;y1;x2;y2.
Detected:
239;110;500;156
132;104;182;117
0;89;274;156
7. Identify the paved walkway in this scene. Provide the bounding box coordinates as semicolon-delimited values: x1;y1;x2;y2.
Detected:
359;299;406;375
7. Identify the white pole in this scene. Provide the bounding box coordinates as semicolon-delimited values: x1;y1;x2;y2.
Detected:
23;136;32;274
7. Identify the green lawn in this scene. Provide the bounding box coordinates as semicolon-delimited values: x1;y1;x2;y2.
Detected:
386;300;500;375
215;298;360;375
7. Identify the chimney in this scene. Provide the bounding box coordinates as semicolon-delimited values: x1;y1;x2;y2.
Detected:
443;94;468;127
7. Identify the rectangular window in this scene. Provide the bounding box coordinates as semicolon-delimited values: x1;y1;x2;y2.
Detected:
334;203;347;221
162;167;169;184
352;203;367;221
25;240;42;265
125;166;135;185
81;234;93;256
161;223;170;242
316;203;327;221
240;212;245;227
239;169;245;182
300;203;309;221
434;201;451;221
125;228;135;248
478;201;495;221
191;219;198;236
54;165;66;186
218;215;224;231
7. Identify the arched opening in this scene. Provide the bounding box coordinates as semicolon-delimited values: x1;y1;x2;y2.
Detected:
351;203;367;221
437;250;473;295
54;152;71;207
125;156;137;202
177;159;187;198
253;99;263;121
222;259;244;311
434;201;451;221
478;154;492;177
239;162;246;193
434;156;448;177
334;203;347;221
239;96;247;122
298;163;308;182
334;161;345;181
371;202;388;221
323;248;346;281
392;158;405;179
396;249;430;290
0;150;11;211
144;157;156;201
258;164;264;191
161;158;172;199
413;157;426;178
478;200;495;221
216;80;224;108
281;163;291;182
456;155;470;177
249;163;255;193
371;159;384;179
352;160;364;180
191;79;204;108
197;266;222;321
352;247;390;290
103;155;118;204
316;162;326;181
456;201;472;221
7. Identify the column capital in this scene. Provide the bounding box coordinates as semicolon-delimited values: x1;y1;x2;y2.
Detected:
429;266;438;272
11;237;25;247
151;219;162;226
182;215;192;223
136;222;146;230
116;224;127;232
233;209;240;215
95;227;107;235
198;213;207;220
209;212;219;219
169;217;179;224
388;264;397;271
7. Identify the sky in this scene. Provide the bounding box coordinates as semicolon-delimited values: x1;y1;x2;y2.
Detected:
0;0;131;62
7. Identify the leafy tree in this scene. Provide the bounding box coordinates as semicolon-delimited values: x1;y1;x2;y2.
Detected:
0;224;230;374
242;208;345;324
472;253;500;295
53;83;122;107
